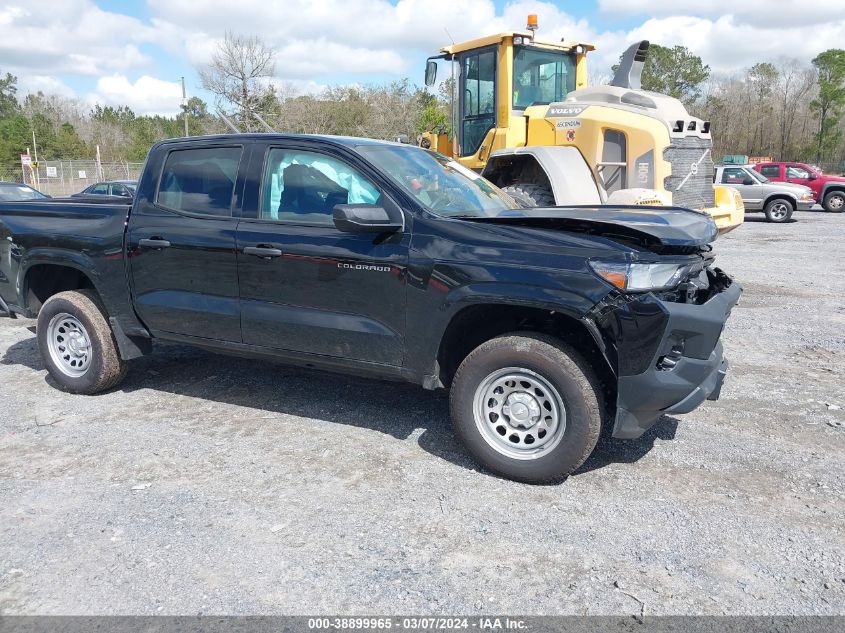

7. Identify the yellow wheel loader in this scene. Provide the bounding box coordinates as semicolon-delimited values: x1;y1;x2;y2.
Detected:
421;17;744;234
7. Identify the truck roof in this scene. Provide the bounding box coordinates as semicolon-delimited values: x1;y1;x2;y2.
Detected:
155;133;413;150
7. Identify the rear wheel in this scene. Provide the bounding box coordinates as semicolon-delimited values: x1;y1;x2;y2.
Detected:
763;198;793;223
502;183;555;207
37;290;128;394
823;190;845;213
449;333;603;483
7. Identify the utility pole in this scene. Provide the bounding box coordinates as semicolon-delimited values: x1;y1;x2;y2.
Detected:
181;76;189;137
31;130;40;189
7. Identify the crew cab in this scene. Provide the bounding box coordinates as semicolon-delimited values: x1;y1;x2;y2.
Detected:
714;164;813;223
0;134;740;483
753;162;845;212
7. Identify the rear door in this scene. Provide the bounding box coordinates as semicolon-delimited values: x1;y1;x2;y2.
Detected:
235;141;409;365
757;164;783;182
127;143;247;342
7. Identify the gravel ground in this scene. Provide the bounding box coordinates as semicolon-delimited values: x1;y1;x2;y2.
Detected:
0;211;843;616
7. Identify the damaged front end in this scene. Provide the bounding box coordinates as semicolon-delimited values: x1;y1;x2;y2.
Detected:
586;262;741;439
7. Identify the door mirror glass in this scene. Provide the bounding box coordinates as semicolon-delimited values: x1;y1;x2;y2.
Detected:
742;177;754;185
809;172;818;180
425;60;437;87
333;204;402;233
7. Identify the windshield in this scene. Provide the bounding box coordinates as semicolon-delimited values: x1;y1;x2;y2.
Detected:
357;145;520;218
513;45;577;109
748;169;768;183
0;184;47;201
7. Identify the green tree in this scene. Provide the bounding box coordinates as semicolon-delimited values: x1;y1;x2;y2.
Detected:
747;62;778;153
0;72;19;119
615;44;710;106
810;49;845;162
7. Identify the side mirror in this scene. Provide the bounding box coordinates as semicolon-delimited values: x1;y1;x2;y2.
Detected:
425;60;437;87
333;204;403;234
742;177;754;185
809;172;818;180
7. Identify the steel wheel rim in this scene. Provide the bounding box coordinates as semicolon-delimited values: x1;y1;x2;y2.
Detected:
770;202;789;220
47;313;92;378
473;367;566;460
830;195;844;210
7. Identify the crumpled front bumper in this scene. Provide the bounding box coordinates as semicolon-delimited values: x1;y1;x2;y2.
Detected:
596;273;742;439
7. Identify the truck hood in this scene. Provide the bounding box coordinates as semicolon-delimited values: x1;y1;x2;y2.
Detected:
462;205;718;249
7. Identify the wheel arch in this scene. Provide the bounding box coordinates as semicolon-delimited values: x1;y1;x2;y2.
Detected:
481;146;603;205
763;194;796;210
434;302;615;406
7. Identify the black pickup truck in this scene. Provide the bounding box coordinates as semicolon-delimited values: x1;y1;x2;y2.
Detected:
0;134;740;482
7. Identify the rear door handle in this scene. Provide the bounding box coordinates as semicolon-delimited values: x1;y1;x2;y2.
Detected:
243;246;283;259
138;238;171;249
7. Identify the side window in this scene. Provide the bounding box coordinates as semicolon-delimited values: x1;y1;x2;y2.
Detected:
90;184;109;195
599;129;627;193
260;148;381;225
759;165;780;178
721;167;749;185
156;147;242;216
786;165;810;179
461;49;496;157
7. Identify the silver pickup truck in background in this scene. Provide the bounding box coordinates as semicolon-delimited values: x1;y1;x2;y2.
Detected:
714;164;814;223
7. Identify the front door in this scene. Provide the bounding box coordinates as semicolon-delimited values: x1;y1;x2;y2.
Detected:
127;144;244;342
459;48;497;158
786;164;812;187
720;166;761;209
235;144;409;365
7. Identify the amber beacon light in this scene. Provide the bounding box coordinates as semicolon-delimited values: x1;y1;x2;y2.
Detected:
526;14;538;31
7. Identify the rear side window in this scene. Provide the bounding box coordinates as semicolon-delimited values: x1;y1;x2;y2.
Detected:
157;147;242;216
721;167;748;185
90;184;109;194
759;165;780;178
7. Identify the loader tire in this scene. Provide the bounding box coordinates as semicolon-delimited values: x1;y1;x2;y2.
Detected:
502;183;556;208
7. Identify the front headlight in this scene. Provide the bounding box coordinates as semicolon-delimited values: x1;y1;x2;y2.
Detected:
589;260;690;292
800;192;814;201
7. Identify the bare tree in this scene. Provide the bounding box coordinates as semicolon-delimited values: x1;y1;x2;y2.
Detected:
199;32;276;132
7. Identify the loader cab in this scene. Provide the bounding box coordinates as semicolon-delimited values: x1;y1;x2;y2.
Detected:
424;29;591;167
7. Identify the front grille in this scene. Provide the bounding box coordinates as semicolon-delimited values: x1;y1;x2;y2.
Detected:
663;137;716;209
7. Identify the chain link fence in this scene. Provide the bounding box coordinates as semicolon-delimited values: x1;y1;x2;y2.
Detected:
1;160;144;197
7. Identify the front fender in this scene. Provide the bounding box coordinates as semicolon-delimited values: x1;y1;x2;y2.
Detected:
405;279;606;385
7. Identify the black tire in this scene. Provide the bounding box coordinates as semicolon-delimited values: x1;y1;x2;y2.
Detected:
502;183;555;207
449;333;603;483
822;190;845;213
36;289;128;394
763;198;794;223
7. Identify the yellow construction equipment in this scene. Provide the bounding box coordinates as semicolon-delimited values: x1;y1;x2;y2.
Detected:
421;15;744;233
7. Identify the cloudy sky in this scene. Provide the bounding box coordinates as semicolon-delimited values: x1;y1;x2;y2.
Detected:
1;0;844;116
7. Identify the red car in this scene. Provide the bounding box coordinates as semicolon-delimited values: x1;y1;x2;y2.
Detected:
753;162;845;212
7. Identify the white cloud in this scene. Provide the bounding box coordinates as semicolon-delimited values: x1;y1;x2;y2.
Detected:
0;1;158;77
1;0;844;110
622;15;845;74
87;75;183;116
17;75;77;99
598;0;845;28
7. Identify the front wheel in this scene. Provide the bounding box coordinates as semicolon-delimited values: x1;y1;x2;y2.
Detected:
37;290;128;394
502;183;555;208
764;198;794;223
823;191;845;213
449;333;603;483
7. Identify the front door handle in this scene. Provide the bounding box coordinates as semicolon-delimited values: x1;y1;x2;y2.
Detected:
138;238;171;249
243;246;283;259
